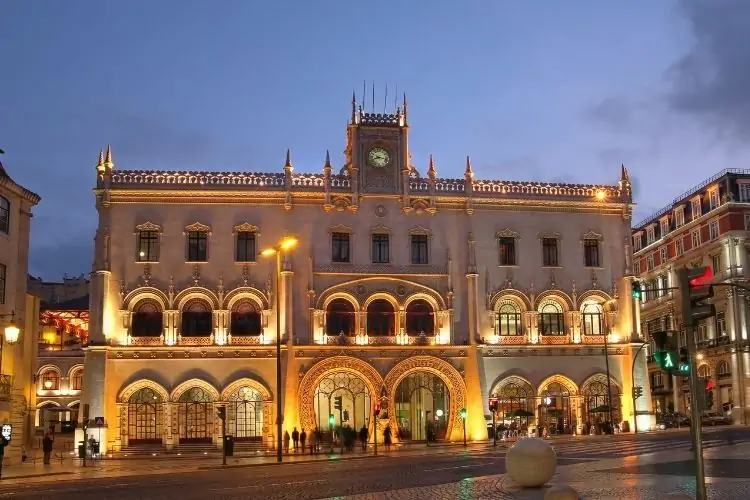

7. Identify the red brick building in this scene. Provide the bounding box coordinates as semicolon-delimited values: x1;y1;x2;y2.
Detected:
632;169;750;424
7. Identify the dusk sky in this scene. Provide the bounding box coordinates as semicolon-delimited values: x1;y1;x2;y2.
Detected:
2;1;748;280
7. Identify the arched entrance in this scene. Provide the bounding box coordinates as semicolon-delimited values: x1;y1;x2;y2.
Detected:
177;387;214;443
128;387;164;444
581;376;621;425
297;356;384;437
491;376;534;430
227;386;264;440
538;378;577;435
313;372;372;430
394;372;450;441
384;356;467;443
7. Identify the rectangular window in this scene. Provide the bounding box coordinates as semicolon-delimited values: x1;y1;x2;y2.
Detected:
583;239;600;267
235;231;257;262
712;254;721;275
136;231;159;262
331;232;350;263
660;247;668;265
187;231;208;262
740;183;750;203
676;238;684;256
709;189;719;210
0;196;8;234
675;208;685;227
660;219;670;237
646;254;654;271
709;220;719;240
371;234;389;264
745;213;750;230
633;260;641;275
716;312;726;336
498;237;516;266
410;234;429;265
646;227;655;245
692;230;701;248
633;234;642;251
0;263;5;305
692;198;702;219
542;238;558;267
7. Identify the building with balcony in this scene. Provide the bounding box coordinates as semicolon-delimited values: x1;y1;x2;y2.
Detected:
0;158;41;463
73;96;651;454
632;169;750;424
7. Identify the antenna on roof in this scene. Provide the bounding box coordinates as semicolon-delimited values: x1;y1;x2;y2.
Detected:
384;84;388;114
362;80;366;114
372;82;375;113
394;84;398;111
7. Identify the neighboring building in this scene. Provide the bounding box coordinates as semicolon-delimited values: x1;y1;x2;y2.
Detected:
36;295;88;437
0;159;42;463
28;274;89;305
632;168;750;424
65;97;648;454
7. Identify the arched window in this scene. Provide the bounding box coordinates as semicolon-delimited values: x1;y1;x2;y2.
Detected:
41;370;60;391
717;361;730;376
181;299;213;336
131;300;163;337
497;302;522;336
70;368;83;391
326;298;356;335
698;365;710;379
405;299;435;335
366;299;395;336
0;196;9;234
581;300;603;335
230;300;262;336
538;300;565;336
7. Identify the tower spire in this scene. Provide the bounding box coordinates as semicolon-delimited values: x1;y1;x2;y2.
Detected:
96;149;105;172
103;145;114;169
324;150;331;170
464;156;473;177
351;91;357;123
403;93;408;124
284;149;292;169
427;154;437;179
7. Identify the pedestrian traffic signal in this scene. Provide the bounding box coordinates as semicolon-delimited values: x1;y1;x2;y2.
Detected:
373;403;381;417
333;395;342;411
328;414;335;427
679;266;715;328
343;410;350;422
705;378;715;410
459;407;467;420
631;281;643;300
678;347;690;376
694;379;707;412
654;350;678;371
633;385;643;399
489;398;498;412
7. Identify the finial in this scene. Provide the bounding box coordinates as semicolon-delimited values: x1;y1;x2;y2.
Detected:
104;145;113;169
464;156;473;177
351;91;357;123
96;149;105;172
284;149;292;170
427;154;437;179
403;93;408;123
620;163;630;182
324;150;331;170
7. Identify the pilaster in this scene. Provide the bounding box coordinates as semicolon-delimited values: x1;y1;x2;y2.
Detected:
78;347;110;453
628;343;654;432
283;344;300;435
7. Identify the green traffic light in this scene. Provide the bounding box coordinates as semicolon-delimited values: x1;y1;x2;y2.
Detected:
459;407;467;420
328;414;335;426
631;282;642;299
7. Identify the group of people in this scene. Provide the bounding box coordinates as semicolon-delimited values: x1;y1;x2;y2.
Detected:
282;424;394;454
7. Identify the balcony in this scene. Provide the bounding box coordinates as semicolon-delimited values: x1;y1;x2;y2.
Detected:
325;332;437;346
126;333;269;347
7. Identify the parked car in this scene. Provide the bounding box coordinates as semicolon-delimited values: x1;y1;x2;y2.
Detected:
657;412;690;429
701;412;732;426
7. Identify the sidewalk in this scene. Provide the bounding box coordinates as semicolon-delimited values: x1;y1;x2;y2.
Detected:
0;441;491;484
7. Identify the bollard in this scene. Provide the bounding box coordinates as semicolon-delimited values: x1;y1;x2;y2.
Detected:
544;484;579;500
505;437;557;488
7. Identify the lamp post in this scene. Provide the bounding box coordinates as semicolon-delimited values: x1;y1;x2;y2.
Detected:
459;407;467;446
0;311;21;377
261;236;299;464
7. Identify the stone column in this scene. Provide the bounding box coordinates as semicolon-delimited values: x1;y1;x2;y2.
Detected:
117;403;127;449
165;403;176;449
78;346;110;452
283;342;300;434
281;259;294;342
629;342;654;432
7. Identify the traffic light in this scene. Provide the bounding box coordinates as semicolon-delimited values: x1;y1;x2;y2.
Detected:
333;396;342;411
217;406;226;420
343;410;350;422
653;351;678;371
631;281;643;300
373;403;381;417
82;404;90;429
677;347;690;376
488;398;498;412
694;379;707;412
705;378;715;410
328;414;335;427
460;407;467;420
679;266;715;328
633;385;643;399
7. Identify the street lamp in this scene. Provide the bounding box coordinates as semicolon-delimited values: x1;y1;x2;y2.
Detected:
261;236;299;464
459;407;467;446
0;312;21;377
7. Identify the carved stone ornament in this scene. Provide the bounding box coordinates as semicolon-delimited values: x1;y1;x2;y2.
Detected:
496;228;520;239
409;225;431;236
192;265;200;285
135;221;162;233
242;264;250;286
329;224;354;234
371;224;391;234
537;231;562;240
582;230;603;241
142;265;152;286
374;204;387;218
233;222;259;233
184;221;211;234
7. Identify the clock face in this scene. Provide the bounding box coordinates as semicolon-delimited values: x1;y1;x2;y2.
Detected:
368;147;391;168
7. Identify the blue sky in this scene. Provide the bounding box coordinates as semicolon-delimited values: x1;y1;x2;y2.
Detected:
3;1;749;279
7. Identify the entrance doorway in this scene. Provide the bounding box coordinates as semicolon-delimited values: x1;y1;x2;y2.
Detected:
394;372;450;441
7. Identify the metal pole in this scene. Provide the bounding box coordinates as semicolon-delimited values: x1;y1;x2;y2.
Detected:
462;418;467;447
221;413;227;466
631;342;648;434
603;331;614;432
373;416;378;456
275;250;283;463
492;410;497;447
686;325;707;500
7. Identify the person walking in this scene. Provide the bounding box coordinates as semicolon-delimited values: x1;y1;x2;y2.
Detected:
283;430;291;454
309;429;317;455
383;425;392;452
291;428;300;453
42;431;54;465
359;425;368;451
300;429;307;454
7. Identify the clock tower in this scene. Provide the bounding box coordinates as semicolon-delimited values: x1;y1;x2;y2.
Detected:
344;92;409;196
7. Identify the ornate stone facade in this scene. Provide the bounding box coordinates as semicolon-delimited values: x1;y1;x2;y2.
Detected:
72;99;653;454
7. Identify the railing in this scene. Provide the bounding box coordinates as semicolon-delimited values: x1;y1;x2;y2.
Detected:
482;334;622;346
0;374;13;401
325;333;436;346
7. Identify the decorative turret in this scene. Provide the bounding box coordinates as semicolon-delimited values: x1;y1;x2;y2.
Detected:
427;155;437;214
323;150;333;212
95;149;105;173
619;163;632;202
464;156;474;215
103;144;114;169
427;154;437;180
283;149;293;211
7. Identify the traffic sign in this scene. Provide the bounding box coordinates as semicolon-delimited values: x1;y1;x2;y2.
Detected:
93;416;105;427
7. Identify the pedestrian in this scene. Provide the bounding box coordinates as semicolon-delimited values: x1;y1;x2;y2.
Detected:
359;425;368;451
283;430;290;454
42;430;54;465
21;444;27;463
383;425;392;452
309;429;317;455
0;432;8;479
300;429;307;453
291;427;299;453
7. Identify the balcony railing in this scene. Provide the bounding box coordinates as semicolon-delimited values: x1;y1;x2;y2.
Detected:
126;333;268;347
0;375;12;401
325;333;437;346
482;333;622;346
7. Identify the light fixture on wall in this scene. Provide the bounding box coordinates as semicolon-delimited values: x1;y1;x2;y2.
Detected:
0;311;22;377
43;379;53;390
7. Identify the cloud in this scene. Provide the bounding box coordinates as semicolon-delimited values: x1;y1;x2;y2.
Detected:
666;0;750;142
587;97;639;133
29;235;93;280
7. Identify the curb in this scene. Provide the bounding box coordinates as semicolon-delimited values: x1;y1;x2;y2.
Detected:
0;471;74;481
197;453;378;470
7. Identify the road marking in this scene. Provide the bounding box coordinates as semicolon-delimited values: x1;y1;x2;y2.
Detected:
209;479;328;492
424;463;492;472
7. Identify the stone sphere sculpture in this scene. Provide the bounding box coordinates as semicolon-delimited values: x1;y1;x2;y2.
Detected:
506;437;557;488
545;484;579;500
